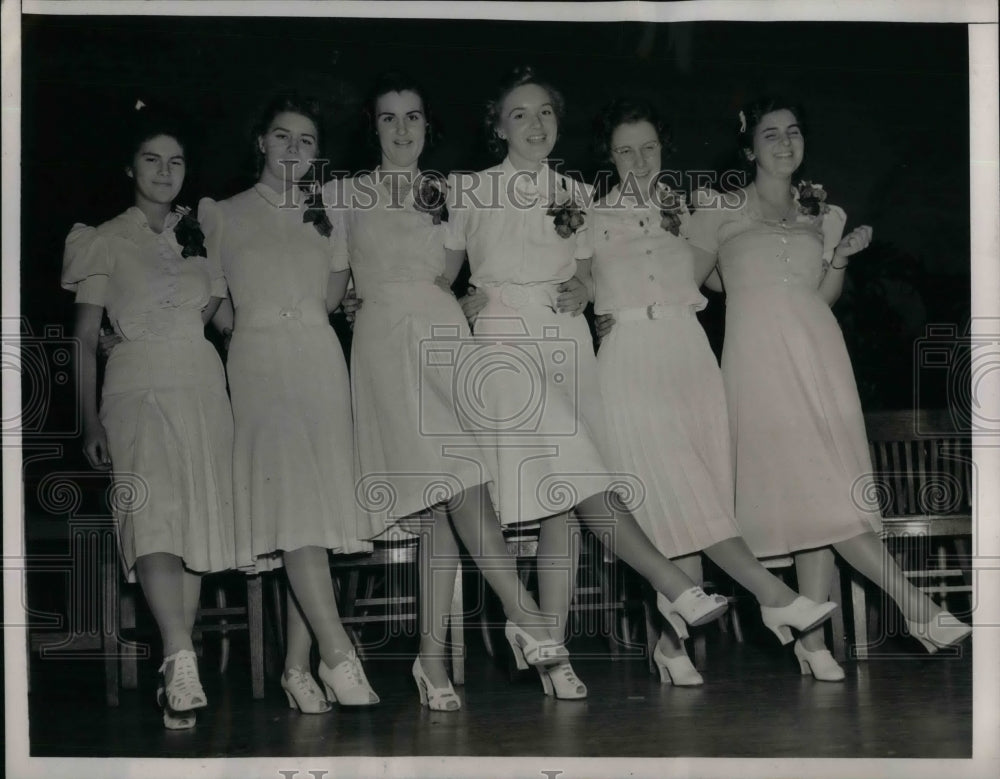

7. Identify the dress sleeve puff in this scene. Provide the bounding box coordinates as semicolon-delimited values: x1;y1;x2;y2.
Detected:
820;205;847;262
683;188;730;254
61;224;113;307
195;201;228;299
443;172;469;252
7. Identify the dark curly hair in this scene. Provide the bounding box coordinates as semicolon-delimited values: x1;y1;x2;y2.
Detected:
593;97;674;165
251;91;325;177
484;65;566;157
736;96;807;173
363;72;439;156
124;101;190;170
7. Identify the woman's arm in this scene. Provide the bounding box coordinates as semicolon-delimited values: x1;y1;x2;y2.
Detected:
818;225;873;306
326;269;352;313
202;296;223;327
441;248;466;287
74;303;112;470
448;247;489;326
211;296;235;338
555;257;592;317
691;245;722;291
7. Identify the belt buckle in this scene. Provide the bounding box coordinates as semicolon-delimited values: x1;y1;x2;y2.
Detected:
499;284;530;310
279;307;302;320
646;304;662;320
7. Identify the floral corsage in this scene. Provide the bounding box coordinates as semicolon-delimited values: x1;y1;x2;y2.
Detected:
172;206;207;258
301;182;333;237
413;172;449;224
793;180;830;218
546;180;586;239
651;185;688;237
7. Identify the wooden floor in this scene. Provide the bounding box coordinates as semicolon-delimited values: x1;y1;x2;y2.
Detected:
26;630;971;759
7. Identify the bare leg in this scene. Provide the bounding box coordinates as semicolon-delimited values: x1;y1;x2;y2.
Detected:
833;530;936;624
181;566;202;638
284;588;314;671
447;484;557;643
536;512;579;643
135;552;201;657
574;492;697;599
794;547;837;651
282;545;356;666
399;508;460;689
657;554;702;658
703;536;799;608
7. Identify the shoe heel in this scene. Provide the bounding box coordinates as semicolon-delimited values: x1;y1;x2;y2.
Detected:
797;657;811;675
537;667;555;697
914;635;939;654
664;611;690;641
768;623;794;645
284;689;299;710
321;681;337;702
507;638;529;671
414;677;429;706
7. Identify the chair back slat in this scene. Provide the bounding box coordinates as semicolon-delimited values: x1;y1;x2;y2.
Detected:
863;410;971;520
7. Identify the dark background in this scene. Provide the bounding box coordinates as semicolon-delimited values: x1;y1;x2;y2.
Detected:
20;14;970;463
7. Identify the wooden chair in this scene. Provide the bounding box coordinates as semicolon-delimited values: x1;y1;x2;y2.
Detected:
850;409;973;659
24;464;267;705
25;509;266;706
113;571;266;703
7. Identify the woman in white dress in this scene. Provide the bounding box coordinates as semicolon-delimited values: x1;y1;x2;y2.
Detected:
684;96;971;671
589;98;837;683
335;73;578;710
64;105;236;729
201;93;378;712
445;66;811;699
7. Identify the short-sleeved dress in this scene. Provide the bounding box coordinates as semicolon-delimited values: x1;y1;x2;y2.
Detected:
200;184;374;571
686;184;882;557
445;158;619;525
61;207;236;580
590;187;741;557
326;173;493;533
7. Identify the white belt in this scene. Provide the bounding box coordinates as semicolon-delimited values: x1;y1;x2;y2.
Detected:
480;282;559;311
613;303;698;321
236;302;329;329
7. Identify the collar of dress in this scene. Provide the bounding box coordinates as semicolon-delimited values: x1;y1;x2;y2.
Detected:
125;206;181;234
253;181;308;209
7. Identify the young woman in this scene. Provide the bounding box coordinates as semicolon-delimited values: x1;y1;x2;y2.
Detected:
685;97;971;675
63;105;236;728
328;73;570;710
443;66;839;699
588;98;837;684
200;93;378;712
